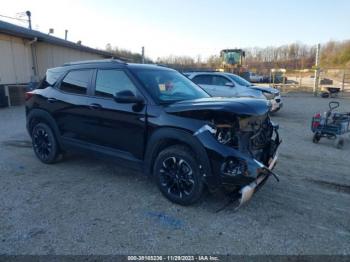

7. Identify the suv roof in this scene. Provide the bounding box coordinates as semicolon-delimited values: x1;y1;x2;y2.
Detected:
187;71;234;77
60;60;173;71
63;59;127;66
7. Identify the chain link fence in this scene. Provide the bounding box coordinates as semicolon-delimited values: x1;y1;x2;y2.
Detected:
276;68;350;97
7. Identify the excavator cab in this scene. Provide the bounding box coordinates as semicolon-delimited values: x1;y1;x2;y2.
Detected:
220;49;245;74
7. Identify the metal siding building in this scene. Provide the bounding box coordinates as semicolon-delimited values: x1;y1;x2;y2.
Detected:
0;20;113;86
0;33;32;85
35;42;104;78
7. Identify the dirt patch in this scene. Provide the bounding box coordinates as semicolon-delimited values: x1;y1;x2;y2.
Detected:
306;178;350;194
2;140;32;148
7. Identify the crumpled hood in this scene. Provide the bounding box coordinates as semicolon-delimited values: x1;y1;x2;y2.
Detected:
237;88;266;99
165;97;271;116
250;85;279;94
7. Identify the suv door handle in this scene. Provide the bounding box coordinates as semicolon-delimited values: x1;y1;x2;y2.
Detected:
89;103;102;110
47;98;57;103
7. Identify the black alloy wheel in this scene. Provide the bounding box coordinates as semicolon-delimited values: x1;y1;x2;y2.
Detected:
154;145;203;205
32;123;60;164
160;156;195;198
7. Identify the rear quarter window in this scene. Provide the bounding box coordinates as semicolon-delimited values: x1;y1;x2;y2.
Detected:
59;69;92;95
38;69;65;89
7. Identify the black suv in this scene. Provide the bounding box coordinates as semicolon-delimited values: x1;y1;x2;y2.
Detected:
26;60;280;206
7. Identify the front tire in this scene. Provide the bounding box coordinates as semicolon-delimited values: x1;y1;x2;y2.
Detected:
31;123;60;164
153;145;204;206
334;137;344;149
313;133;321;143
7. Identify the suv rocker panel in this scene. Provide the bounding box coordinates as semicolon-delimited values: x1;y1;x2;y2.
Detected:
61;136;143;171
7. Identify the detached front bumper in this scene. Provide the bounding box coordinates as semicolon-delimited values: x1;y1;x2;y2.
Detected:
194;123;281;204
270;95;283;112
238;150;279;207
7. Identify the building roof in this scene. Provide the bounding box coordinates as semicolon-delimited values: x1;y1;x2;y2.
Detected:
0;20;114;58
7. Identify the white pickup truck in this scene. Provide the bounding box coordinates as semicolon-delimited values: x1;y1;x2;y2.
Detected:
248;72;264;83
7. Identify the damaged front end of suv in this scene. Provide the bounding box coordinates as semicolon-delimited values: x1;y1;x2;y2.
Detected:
165;97;281;208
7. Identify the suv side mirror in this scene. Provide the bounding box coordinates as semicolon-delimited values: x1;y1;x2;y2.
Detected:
114;90;144;104
225;82;235;87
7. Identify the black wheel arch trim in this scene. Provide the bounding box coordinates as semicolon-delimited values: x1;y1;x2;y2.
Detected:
144;127;216;188
26;108;63;150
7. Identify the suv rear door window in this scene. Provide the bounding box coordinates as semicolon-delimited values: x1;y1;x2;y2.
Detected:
212;76;230;86
59;70;92;95
95;70;137;98
192;75;212;85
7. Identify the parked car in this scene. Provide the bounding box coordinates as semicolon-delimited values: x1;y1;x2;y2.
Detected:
320;78;333;85
187;72;283;112
26;60;280;207
270;74;287;84
248;72;264;83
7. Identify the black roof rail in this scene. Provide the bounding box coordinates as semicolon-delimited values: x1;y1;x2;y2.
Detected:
182;70;220;73
155;64;170;68
63;58;127;66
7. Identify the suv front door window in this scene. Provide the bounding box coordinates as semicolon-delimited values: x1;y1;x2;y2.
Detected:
193;74;237;97
212;76;230;86
95;69;137;98
88;69;146;158
191;74;217;96
211;75;238;97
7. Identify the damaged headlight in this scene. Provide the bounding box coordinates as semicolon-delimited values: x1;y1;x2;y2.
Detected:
221;158;248;177
212;123;240;148
215;124;233;144
194;121;238;147
262;91;274;100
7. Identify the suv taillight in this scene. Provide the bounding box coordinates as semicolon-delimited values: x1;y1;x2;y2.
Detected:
25;92;34;101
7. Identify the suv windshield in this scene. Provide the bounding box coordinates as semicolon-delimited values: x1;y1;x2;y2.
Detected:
132;69;209;103
228;74;252;87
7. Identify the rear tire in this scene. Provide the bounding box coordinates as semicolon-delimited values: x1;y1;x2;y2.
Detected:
31;123;60;164
153;145;204;206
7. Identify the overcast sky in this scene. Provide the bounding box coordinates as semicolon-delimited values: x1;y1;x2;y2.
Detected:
1;0;350;60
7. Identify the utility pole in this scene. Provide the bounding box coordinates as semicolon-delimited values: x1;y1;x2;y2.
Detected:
141;46;145;64
25;10;38;86
313;43;321;96
25;10;32;29
341;70;345;95
65;30;68;40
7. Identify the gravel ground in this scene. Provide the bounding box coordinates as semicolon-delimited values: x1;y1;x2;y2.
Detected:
0;94;349;255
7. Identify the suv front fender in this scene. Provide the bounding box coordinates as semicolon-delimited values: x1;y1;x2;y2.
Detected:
144;127;217;189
